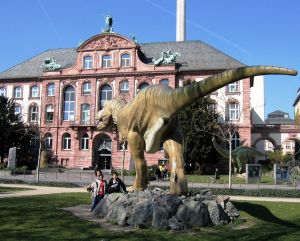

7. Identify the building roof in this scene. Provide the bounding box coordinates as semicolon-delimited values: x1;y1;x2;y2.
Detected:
0;48;77;80
265;110;294;124
139;40;244;71
0;39;244;80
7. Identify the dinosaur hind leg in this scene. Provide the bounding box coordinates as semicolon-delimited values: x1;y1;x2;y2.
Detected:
164;139;188;195
127;131;148;191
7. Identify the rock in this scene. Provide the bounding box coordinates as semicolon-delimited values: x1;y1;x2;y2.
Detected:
152;194;182;230
203;200;230;225
127;200;153;228
176;200;209;228
168;216;184;231
224;201;239;221
93;193;123;217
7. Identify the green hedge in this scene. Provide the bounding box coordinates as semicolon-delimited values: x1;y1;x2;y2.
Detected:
190;187;300;198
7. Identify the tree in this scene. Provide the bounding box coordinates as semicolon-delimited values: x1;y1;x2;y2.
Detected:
178;80;221;174
267;149;293;165
0;96;30;163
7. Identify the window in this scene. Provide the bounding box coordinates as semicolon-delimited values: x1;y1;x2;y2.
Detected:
159;79;169;86
46;105;54;123
44;133;52;149
118;141;128;151
15;105;22;116
14;87;22;98
83;56;93;69
29;132;39;148
121;53;130;67
47;83;55;96
119;80;129;93
227;82;239;92
63;86;75;121
227;102;239;121
0;87;6;97
62;133;71;150
81;104;90;124
231;132;240;149
81;133;89;150
138;82;150;91
31;85;39;97
102;55;111;68
29;104;38;122
82;82;91;95
99;84;112;109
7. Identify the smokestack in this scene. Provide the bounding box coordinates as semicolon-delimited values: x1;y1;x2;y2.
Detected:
176;0;186;41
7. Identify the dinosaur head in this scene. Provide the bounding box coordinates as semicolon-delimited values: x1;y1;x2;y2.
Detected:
96;100;115;131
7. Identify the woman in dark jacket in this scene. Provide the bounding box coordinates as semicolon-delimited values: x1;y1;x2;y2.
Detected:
108;172;127;193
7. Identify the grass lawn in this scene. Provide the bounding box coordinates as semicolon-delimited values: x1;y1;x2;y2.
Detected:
0;186;32;193
0;192;299;241
187;174;274;185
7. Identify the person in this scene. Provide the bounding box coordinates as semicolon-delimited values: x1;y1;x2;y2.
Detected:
162;164;168;180
213;168;220;183
108;171;127;193
156;165;161;181
87;169;108;212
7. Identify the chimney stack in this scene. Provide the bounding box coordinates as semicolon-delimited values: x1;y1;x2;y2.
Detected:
176;0;186;41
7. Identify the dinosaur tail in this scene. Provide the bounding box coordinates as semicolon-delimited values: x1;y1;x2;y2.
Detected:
167;66;297;114
212;137;229;159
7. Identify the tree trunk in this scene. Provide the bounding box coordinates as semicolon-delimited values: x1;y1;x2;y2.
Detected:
228;141;232;189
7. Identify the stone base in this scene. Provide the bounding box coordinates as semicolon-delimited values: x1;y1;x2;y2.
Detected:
93;188;239;230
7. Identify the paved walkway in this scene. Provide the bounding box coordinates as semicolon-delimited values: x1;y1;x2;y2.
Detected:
1;183;300;203
0;183;85;199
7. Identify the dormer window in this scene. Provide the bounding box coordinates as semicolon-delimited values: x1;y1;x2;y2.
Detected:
14;87;22;98
102;55;111;68
83;56;93;69
121;53;130;67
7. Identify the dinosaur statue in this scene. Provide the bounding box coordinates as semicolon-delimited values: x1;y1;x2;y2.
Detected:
212;137;266;174
96;66;297;195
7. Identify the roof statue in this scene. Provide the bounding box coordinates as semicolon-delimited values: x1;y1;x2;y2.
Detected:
42;58;62;71
212;137;266;174
96;66;297;195
130;34;138;44
153;50;180;66
101;14;114;33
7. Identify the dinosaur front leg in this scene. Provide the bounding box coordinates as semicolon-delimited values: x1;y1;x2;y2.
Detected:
164;139;188;195
127;131;148;191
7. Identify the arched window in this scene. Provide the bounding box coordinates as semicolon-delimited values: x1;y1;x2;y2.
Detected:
14;87;22;98
31;85;39;97
44;133;52;149
46;105;54;123
63;86;75;121
99;84;112;109
82;82;91;95
81;133;89;150
121;53;130;67
83;56;93;69
102;55;111;68
159;79;169;86
47;83;55;96
119;80;129;93
0;87;6;97
138;82;150;91
62;133;71;150
29;104;38;122
227;81;240;93
81;104;90;124
227;101;240;121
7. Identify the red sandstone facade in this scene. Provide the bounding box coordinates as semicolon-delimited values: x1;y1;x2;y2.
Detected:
0;32;253;170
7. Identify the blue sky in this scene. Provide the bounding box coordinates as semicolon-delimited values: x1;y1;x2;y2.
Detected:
0;0;299;118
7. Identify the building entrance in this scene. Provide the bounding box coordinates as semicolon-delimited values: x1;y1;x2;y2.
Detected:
93;134;112;170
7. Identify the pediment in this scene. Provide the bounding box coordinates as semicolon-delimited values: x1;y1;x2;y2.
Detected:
78;33;136;51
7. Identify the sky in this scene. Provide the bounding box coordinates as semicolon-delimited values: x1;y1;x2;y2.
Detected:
0;0;299;119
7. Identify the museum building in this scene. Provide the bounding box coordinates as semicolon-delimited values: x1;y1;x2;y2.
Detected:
0;25;264;170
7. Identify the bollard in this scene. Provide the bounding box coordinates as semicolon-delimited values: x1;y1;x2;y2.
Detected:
80;172;81;180
257;178;259;189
